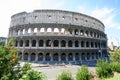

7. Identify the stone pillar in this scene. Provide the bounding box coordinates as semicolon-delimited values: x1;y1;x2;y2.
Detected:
59;28;61;35
73;53;75;62
72;29;74;35
35;54;38;62
22;52;24;61
28;53;30;62
23;40;25;48
29;39;32;48
59;53;61;62
59;40;61;48
36;40;39;49
44;40;46;48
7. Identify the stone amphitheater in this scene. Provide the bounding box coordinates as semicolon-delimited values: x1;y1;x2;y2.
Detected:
8;10;108;65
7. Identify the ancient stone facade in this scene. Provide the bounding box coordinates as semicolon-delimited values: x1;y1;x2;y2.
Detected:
8;10;108;65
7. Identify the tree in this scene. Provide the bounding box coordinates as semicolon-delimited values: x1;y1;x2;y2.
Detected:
110;49;120;62
0;38;19;79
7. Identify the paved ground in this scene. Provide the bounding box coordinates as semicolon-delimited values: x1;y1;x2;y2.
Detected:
20;62;96;80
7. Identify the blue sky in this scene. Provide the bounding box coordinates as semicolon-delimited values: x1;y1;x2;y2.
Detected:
0;0;120;46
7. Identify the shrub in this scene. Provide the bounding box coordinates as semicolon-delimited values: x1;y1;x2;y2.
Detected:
56;70;73;80
76;65;92;80
19;69;46;80
96;59;113;79
110;62;120;73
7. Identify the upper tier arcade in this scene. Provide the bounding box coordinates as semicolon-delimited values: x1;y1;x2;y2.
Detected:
10;10;105;32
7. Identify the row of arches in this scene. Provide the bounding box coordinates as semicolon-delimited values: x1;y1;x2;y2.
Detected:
10;27;106;39
15;39;107;48
18;52;102;62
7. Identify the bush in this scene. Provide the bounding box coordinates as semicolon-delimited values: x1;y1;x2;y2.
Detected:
110;62;120;73
96;59;113;79
76;65;92;80
19;69;46;80
56;70;73;80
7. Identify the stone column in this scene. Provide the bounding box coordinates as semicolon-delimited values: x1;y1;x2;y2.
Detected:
29;39;32;48
36;40;39;49
35;54;38;62
28;53;30;62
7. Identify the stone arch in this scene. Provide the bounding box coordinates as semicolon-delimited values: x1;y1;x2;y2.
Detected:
53;40;59;47
75;53;79;61
68;53;73;61
75;29;79;35
47;28;52;33
61;40;66;47
91;42;94;48
81;53;85;60
20;40;23;47
32;40;36;47
28;28;31;33
18;29;21;35
23;29;25;34
24;53;28;61
68;40;72;47
81;41;84;47
75;40;79;47
87;53;90;60
45;53;51;61
61;53;66;61
38;53;43;61
68;28;72;34
30;53;36;61
54;28;59;34
90;31;93;37
86;41;89;47
25;40;29;47
80;30;84;36
95;42;97;48
39;40;43;47
18;52;22;60
40;28;45;33
85;31;89;37
61;28;65;34
15;40;18;47
33;28;37;33
46;40;52;47
53;53;59;61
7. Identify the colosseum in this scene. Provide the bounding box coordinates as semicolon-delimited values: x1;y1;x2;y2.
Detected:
8;10;108;65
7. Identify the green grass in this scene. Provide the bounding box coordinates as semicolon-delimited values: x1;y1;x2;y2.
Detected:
104;73;120;80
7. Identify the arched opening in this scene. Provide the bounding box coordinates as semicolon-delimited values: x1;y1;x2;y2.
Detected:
33;28;37;33
61;28;65;34
18;52;22;60
53;40;59;47
85;31;89;37
47;28;52;33
46;40;52;47
31;53;36;61
86;41;89;47
61;53;66;61
68;40;72;47
90;31;93;37
75;29;79;35
20;40;23;47
75;53;79;61
23;29;25;34
75;41;79;47
68;53;73;61
53;53;59;61
39;40;43;47
18;30;21;35
92;53;94;59
68;28;72;34
25;40;29;47
54;28;59;34
32;40;36;47
91;42;94;48
45;53;51;61
38;53;43;61
87;53;90;60
28;28;31;33
94;32;96;37
81;41;84;47
96;52;98;59
40;28;45;34
80;30;84;36
24;53;28;61
95;42;97;48
15;40;18;47
81;53;85;60
61;40;66;47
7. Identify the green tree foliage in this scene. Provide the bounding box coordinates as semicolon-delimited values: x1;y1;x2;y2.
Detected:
19;69;46;80
0;38;19;79
96;59;113;79
110;62;120;73
110;49;120;62
56;70;73;80
76;65;92;80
